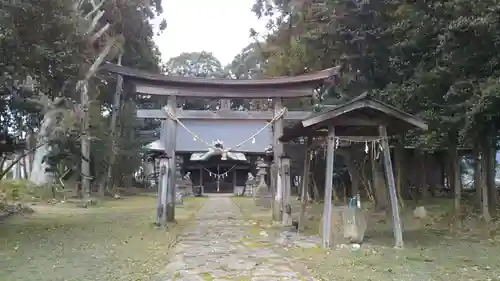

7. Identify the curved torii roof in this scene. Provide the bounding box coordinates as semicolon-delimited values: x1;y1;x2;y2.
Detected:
101;63;341;98
280;93;428;142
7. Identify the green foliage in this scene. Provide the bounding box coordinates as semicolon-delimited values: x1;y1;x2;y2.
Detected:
165;51;228;110
252;0;500;150
165;51;226;78
226;42;266;79
0;0;164;187
0;180;38;202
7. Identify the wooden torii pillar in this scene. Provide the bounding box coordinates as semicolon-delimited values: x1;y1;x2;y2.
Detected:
272;98;285;222
101;63;340;222
164;95;177;222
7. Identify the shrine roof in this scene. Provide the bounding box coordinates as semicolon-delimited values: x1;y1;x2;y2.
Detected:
101;63;340;89
279;93;428;142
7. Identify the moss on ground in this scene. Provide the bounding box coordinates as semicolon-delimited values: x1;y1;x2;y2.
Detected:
0;195;205;281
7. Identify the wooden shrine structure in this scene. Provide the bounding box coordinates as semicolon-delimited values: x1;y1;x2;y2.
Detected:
102;62;340;227
279;93;428;248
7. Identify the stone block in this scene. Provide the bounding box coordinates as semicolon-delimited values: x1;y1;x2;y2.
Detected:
254;185;272;208
413;206;427;219
342;207;367;244
319;206;367;247
175;191;184;205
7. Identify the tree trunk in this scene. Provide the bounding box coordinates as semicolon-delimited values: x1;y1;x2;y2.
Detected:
345;154;360;198
485;134;497;216
80;81;91;202
479;149;491;222
448;143;462;218
104;54;123;197
420;151;430;201
21;157;28;180
394;143;405;206
25;132;36;178
29;109;59;185
473;145;482;209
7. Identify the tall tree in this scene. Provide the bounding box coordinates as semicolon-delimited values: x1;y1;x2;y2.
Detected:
165;51;225;78
227;42;265;79
250;0;500;216
1;0;164;195
165;51;227;110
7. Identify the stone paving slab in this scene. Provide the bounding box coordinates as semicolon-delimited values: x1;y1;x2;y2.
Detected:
157;196;318;281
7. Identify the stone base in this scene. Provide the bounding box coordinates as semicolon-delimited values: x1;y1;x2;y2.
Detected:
255;193;272;208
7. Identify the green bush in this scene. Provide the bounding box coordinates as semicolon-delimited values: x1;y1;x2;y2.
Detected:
0;180;37;201
0;180;67;201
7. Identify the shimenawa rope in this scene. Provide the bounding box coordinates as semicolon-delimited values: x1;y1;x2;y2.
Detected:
163;106;287;152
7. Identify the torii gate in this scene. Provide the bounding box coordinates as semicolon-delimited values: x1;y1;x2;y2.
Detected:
102;63;340;226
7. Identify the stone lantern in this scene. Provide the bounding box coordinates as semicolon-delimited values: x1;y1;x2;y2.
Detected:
254;161;272;208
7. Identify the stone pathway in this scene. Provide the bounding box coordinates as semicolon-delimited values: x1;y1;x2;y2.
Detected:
158;196;317;281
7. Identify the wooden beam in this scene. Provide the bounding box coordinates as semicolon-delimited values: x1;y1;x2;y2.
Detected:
184;165;249;170
379;125;404;248
134;83;314;98
322;125;335;249
136;109;312;120
308;117;386;128
281;155;293;226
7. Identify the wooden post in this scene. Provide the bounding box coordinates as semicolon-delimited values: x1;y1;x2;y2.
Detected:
216;164;220;193
298;137;312;231
379;125;404;248
233;169;237;195
272;98;284;221
322;126;335;248
281;155;292;226
166;95;177;222
199;166;203;194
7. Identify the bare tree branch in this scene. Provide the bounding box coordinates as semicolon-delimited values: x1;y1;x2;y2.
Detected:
0;142;45;180
89;23;110;45
84;0;107;20
87;10;105;34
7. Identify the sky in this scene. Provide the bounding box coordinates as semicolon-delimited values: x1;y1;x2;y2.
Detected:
154;0;268;66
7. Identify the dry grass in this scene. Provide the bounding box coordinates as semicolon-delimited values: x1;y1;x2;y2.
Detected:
233;196;500;281
0;194;205;281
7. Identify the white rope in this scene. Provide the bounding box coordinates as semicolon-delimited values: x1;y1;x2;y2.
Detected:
230;107;287;150
204;164;237;178
164;107;212;147
164;106;287;152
